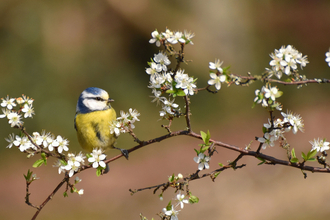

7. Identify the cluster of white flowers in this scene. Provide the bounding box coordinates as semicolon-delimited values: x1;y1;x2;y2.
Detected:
163;205;180;220
109;108;140;136
281;111;304;134
148;28;197;119
149;29;194;47
88;148;107;169
325;49;330;67
147;56;197;95
267;45;309;79
207;59;227;90
162;173;189;220
5;131;69;154
1;95;87;194
55;152;85;177
0;95;34;127
310;138;330;153
257;111;304;149
159;98;180;117
254;85;282;110
174;70;197;96
8;134;37;152
53;148;108;182
48;135;69;153
193;153;211;170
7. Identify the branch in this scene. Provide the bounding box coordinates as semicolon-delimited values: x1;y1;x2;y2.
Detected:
29;174;69;220
233;74;330;85
130;153;247;194
25;120;330;219
184;95;192;132
96;129;330;174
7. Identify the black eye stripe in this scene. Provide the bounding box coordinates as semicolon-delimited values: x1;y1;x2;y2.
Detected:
86;97;104;101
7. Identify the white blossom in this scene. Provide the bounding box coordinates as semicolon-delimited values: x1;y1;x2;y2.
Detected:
193;153;210;170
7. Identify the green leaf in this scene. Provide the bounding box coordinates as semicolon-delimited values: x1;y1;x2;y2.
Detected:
166;90;175;94
96;167;102;177
201;131;207;142
200;130;210;145
189;194;199;204
301;152;307;161
194;149;199;155
290;158;299;163
166;201;172;210
200;145;209;153
213;171;221;179
176;90;186;97
257;157;266;165
63;192;68;197
60;159;67;166
206;130;211;141
307;149;317;159
33;159;45;168
168;173;175;182
275;91;283;98
41;152;47;160
291;148;296;159
222;65;231;73
24;169;33;181
218;163;224;167
307;158;316;162
262;126;267;134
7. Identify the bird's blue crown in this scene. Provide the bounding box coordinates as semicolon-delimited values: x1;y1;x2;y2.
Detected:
76;87;107;114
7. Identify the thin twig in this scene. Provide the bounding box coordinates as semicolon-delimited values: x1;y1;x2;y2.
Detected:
31;174;69;220
234;74;330;85
184;95;192;132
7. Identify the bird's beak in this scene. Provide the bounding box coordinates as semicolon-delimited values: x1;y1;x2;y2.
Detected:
108;98;114;103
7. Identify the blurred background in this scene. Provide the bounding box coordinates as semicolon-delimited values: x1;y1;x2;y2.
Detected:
1;0;330;219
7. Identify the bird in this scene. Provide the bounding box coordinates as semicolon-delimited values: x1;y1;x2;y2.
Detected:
74;87;128;162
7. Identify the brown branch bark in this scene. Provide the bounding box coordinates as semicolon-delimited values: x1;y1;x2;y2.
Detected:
30;175;69;220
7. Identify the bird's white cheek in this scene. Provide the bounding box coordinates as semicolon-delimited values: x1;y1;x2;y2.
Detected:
83;99;105;111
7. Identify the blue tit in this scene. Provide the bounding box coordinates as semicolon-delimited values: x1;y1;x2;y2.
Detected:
74;87;128;159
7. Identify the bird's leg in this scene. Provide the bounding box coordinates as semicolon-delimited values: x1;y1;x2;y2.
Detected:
113;146;129;160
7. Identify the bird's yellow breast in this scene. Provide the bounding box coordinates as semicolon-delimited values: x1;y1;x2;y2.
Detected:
75;108;116;152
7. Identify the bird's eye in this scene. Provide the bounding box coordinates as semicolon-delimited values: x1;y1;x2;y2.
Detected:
96;97;102;101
